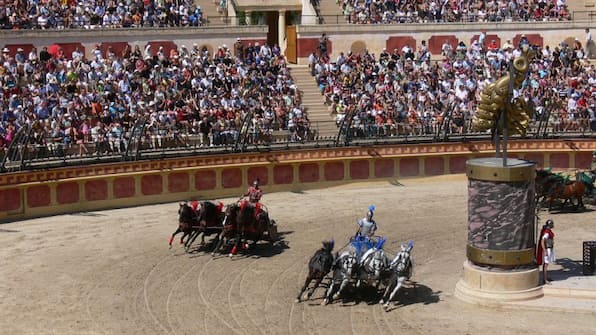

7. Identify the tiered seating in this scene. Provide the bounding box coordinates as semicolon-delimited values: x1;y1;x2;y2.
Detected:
310;37;594;138
337;0;571;24
0;40;309;159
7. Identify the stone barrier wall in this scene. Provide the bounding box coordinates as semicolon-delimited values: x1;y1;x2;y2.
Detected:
0;139;594;222
0;21;592;64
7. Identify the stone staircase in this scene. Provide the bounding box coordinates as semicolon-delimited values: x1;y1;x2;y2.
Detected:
316;0;347;25
562;1;593;20
290;65;338;138
197;0;227;25
567;1;590;14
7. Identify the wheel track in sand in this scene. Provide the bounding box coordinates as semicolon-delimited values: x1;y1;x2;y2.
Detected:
85;281;105;335
166;256;202;335
200;254;230;334
143;253;176;334
295;260;316;335
197;257;244;335
226;257;262;335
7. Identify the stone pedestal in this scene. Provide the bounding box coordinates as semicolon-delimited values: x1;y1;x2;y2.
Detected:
455;158;542;304
455;261;542;304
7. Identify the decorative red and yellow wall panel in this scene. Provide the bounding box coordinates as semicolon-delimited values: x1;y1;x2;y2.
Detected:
1;140;594;221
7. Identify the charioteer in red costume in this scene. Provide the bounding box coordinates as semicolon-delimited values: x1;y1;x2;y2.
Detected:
240;179;263;218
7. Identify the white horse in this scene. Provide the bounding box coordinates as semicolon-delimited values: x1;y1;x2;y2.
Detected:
379;240;414;308
322;249;358;305
357;240;389;288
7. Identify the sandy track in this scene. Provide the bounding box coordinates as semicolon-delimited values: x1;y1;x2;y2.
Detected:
1;174;596;335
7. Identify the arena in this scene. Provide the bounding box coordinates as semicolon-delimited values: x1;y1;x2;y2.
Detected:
2;1;596;333
1;174;595;334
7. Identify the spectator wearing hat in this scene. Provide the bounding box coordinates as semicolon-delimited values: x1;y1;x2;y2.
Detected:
519;34;530;49
502;39;513;50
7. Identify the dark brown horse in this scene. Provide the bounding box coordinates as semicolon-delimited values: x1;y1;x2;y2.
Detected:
295;240;335;303
540;171;588;211
547;181;586;211
535;169;586;211
211;202;272;257
170;202;201;249
184;201;225;251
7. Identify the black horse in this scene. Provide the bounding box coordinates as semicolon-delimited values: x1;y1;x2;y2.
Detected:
211;202;245;256
535;169;563;205
184;201;225;251
169;202;200;249
295;240;335;303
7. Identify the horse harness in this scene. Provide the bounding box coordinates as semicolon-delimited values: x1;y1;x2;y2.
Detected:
391;251;412;277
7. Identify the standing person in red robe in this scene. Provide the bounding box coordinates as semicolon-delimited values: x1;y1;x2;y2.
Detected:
536;220;555;285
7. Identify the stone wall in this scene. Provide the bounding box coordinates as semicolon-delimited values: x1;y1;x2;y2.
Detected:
1;139;594;222
2;21;593;64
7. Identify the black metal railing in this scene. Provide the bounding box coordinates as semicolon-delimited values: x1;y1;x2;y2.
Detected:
1;116;594;173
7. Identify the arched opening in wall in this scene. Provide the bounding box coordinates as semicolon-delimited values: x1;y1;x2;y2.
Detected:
560;36;588;58
562;37;576;49
351;41;367;55
145;41;177;58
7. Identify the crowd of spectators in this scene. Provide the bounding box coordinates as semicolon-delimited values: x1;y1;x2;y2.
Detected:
0;0;577;30
310;32;596;139
0;0;206;30
338;0;571;24
0;40;309;158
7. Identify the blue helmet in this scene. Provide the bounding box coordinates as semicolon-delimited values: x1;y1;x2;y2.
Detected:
367;205;375;219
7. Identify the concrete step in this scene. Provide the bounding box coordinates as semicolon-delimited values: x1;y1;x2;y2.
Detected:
317;0;344;18
196;0;226;24
290;66;337;138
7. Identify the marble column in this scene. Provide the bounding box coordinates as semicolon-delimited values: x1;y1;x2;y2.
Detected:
278;10;286;50
454;157;541;304
466;158;536;267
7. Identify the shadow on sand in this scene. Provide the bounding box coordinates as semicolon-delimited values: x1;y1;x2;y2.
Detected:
187;230;293;259
549;257;585;281
0;228;20;233
542;205;595;214
318;281;440;311
70;212;108;217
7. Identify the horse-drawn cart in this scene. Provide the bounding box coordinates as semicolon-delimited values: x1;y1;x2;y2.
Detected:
535;169;595;211
259;204;279;243
321;236;415;307
211;201;280;256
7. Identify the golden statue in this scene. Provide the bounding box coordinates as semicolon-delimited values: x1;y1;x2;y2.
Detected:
472;49;534;136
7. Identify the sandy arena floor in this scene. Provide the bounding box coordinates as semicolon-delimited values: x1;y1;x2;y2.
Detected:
1;174;596;335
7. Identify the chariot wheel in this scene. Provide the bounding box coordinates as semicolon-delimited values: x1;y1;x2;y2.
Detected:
267;220;278;243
